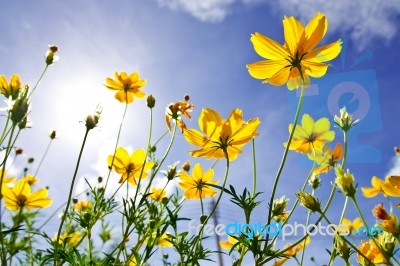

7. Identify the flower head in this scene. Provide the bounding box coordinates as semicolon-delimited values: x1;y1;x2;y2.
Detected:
2;178;52;210
74;199;93;212
382;175;400;197
272;196;290;222
308;143;342;174
178;163;218;199
335;167;356;197
219;235;239;250
357;240;386;265
247;12;342;90
341;217;363;235
183;108;260;161
165;95;194;133
108;147;154;186
54;231;82;246
0;74;26;100
273;237;310;266
84;106;102;130
23;175;38;186
296;191;321;213
45;45;59;65
149;187;166;202
362;176;392;198
334;107;359;132
104;71;146;103
286;114;334;154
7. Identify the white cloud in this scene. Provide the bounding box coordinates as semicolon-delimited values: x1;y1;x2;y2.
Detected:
386;155;400;176
156;0;236;22
275;0;400;49
156;0;400;48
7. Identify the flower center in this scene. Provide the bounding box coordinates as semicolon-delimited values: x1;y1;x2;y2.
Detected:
16;194;28;207
126;163;134;174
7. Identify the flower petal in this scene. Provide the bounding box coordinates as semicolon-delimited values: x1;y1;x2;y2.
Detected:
250;32;289;60
247;60;288;80
305;40;342;62
303;12;327;52
283;16;305;56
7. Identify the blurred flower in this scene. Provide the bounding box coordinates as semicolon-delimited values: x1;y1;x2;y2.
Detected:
129;256;137;266
149;187;166;202
334;107;359;132
333;235;350;263
54;231;82;246
184;108;260;161
362;176;391;198
179;163;218;199
308;143;342;174
49;129;58;139
0;170;16;185
104;71;146;103
219;235;238;250
286;114;334;154
165;95;194;133
356;240;386;265
247;12;342;90
151;233;173;247
0;74;26;100
2;178;52;210
181;160;190;172
382;176;400;197
273;237;310;266
341;217;363;235
373;203;399;236
308;174;321;190
23;175;38;185
395;147;400;156
74;199;93;212
335;167;355;197
161;161;180;181
108;147;154;186
45;45;59;65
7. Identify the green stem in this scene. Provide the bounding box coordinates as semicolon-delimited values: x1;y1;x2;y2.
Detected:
321;212;374;265
0;113;10;145
54;128;90;265
351;196;393;265
251;138;257;197
34;138;53;176
300;189;314;265
87;228;93;265
264;84;305;249
28;65;49;99
104;102;128;193
190;153;230;263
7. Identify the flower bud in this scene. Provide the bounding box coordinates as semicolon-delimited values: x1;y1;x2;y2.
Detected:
334;107;359;132
85;107;102;130
272;196;289;222
372;203;390;220
296;191;321;213
147;94;156;108
182;160;190;172
10;89;30;124
334;235;351;262
200;215;208;224
28;157;34;163
49;130;58;139
45;45;59;65
309;174;321;190
335;167;356;197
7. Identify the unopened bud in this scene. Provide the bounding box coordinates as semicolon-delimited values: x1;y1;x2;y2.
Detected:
28;157;34;164
182;160;190;172
45;45;59;65
49;130;58;139
200;215;208;224
147;95;156;108
296;191;321;213
85;107;102;130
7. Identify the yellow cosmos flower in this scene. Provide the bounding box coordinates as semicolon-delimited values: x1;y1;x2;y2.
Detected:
108;147;154;186
308;143;342;174
0;170;16;185
219;235;238;250
0;74;25;100
165;95;194;133
23;175;38;185
104;71;146;103
356;240;386;265
362;176;400;198
2;179;52;210
54;231;83;246
149;187;166;202
247;12;342;90
179;163;218;199
183;108;260;161
341;217;363;235
149;233;173;247
382;175;400;197
273;237;310;266
286;114;334;154
74;199;92;212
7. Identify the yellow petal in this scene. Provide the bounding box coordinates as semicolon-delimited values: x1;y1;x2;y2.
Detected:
192;163;203;181
198;108;223;138
303;60;329;78
105;78;122;90
361;187;381;198
247;60;288;79
115;90;128;103
305;40;342;62
184;129;209;147
131;149;146;165
283;16;305;56
250;32;289;60
303;12;327;52
267;66;291;86
313;117;331;134
301;114;315;136
371;176;385;188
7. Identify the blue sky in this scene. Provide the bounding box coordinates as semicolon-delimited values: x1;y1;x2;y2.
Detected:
1;0;400;265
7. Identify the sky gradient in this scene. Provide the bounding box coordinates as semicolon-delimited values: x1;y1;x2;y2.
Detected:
1;0;400;265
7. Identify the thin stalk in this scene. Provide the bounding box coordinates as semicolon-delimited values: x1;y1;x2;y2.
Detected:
264;84;305;249
54;128;90;265
351;196;393;265
251;138;257;197
34;138;54;176
87;228;93;265
190;152;230;263
0;114;10;145
28;65;49;98
300;189;314;265
104;102;128;192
